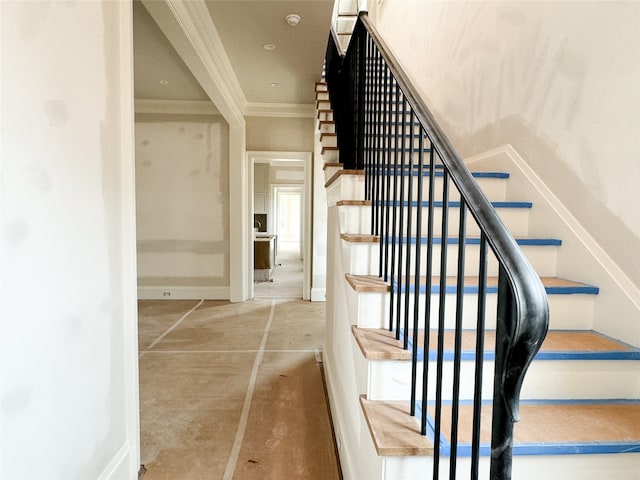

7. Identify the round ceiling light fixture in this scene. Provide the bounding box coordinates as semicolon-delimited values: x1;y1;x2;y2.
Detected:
269;82;281;88
262;43;276;51
285;14;301;27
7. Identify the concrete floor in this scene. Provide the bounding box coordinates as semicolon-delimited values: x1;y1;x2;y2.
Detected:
138;299;340;479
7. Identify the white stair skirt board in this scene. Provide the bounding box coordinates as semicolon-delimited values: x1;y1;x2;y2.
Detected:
326;172;366;206
321;147;340;163
318;110;334;122
324;164;343;184
321;133;338;148
338;203;373;235
319;121;336;134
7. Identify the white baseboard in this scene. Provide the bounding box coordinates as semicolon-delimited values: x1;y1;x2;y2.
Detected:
96;443;131;480
137;285;230;300
311;287;326;302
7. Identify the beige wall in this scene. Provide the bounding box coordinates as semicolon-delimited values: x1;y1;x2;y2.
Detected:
1;1;138;477
246;117;314;151
371;0;640;285
135;114;230;291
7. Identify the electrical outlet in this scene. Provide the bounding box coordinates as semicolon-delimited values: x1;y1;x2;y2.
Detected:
163;291;171;297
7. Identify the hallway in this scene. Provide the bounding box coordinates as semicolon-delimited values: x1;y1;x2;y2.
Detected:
138;299;340;479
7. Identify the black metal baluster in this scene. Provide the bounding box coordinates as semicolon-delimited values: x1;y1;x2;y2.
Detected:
419;142;436;433
395;92;407;340
379;65;391;279
471;232;488;480
409;128;425;416
374;45;384;238
388;78;400;332
449;201;467;480
432;168;449;480
365;37;374;208
402;110;415;352
363;35;371;201
356;27;366;169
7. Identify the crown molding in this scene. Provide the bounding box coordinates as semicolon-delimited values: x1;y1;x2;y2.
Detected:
244;103;315;119
135;99;220;115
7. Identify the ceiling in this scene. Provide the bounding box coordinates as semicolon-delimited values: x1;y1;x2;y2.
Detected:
133;0;334;108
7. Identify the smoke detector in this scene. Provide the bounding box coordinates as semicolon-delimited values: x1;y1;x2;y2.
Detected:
285;14;301;26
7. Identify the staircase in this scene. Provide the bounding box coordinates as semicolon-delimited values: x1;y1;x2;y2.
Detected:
317;13;640;480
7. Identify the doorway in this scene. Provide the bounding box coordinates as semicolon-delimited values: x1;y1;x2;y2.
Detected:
248;151;312;300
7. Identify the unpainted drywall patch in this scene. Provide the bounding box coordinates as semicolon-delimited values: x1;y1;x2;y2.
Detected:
27;162;53;193
66;315;84;339
1;386;32;414
3;220;30;249
43;99;69;127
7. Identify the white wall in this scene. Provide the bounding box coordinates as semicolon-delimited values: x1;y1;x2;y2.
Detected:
370;0;640;286
1;1;139;478
135;113;230;299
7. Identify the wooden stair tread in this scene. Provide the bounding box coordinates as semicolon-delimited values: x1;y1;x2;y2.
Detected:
362;399;640;457
425;401;640;453
340;233;378;243
336;200;371;206
353;327;640;360
345;273;390;292
360;395;434;456
324;169;364;188
396;275;599;294
337;233;551;245
352;327;410;360
350;274;598;294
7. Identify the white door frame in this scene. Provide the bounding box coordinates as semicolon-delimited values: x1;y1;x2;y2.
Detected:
247;151;312;300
